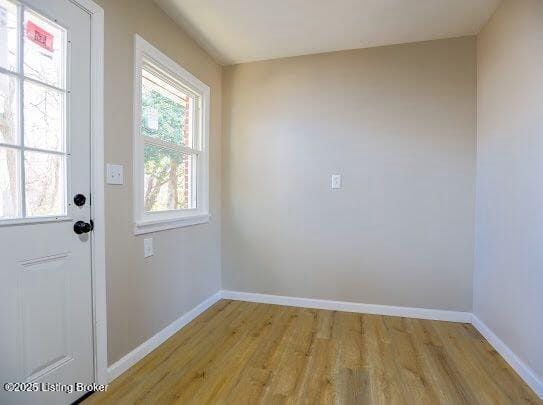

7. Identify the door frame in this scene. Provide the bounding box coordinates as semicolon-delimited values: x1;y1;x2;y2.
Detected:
68;0;107;385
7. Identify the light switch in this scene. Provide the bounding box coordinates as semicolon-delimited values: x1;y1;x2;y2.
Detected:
106;164;123;185
331;174;342;189
144;238;154;258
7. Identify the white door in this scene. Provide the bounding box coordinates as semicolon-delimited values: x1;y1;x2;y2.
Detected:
0;0;94;403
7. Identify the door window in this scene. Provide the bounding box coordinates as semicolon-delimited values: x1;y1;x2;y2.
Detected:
0;0;67;220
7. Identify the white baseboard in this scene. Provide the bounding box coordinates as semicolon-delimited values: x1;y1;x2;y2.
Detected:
219;290;472;323
107;291;222;382
471;315;543;399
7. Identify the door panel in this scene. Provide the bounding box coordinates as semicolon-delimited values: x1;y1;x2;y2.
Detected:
0;0;93;403
20;253;72;381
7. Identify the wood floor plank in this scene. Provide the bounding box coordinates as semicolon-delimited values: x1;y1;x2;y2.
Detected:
218;306;296;404
384;316;440;404
191;305;290;404
431;320;516;405
86;301;542;405
407;318;478;404
260;307;318;401
150;303;273;404
444;322;540;405
329;312;370;404
364;315;409;405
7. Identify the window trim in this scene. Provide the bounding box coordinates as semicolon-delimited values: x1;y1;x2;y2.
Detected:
133;34;210;235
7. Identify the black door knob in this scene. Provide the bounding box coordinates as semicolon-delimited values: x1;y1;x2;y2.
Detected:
74;194;86;207
74;220;93;234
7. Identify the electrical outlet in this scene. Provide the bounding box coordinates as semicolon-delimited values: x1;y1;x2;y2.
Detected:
143;238;153;258
331;174;342;189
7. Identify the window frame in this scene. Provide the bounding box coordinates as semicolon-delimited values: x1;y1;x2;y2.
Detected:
133;34;210;235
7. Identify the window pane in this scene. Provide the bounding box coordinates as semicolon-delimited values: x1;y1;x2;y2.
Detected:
144;144;195;212
23;9;65;88
0;72;18;145
24;80;64;151
0;0;18;73
141;69;194;148
0;146;19;218
24;151;65;217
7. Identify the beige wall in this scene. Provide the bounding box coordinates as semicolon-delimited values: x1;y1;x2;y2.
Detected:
94;0;222;365
475;0;543;381
222;37;477;311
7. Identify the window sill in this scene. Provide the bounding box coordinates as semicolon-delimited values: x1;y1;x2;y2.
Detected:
134;213;210;235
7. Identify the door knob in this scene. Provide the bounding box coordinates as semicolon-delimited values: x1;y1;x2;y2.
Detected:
74;220;93;235
73;194;86;206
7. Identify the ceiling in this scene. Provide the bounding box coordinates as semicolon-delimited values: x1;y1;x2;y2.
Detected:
154;0;501;65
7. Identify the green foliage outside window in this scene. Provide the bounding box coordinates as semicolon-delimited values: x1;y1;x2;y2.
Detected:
141;84;189;212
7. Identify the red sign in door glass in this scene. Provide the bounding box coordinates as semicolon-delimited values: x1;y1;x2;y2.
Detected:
26;20;54;52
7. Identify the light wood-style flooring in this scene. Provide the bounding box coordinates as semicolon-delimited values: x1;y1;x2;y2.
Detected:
85;300;541;404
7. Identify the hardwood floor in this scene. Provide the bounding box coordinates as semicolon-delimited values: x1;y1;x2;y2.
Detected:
85;300;541;404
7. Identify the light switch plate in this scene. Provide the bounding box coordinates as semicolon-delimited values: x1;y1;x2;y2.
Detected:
143;238;154;258
331;174;342;189
106;164;124;185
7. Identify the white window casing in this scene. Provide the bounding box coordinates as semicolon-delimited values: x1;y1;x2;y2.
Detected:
133;34;210;235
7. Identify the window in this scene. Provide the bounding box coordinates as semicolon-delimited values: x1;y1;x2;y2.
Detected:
0;0;68;223
133;35;210;234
